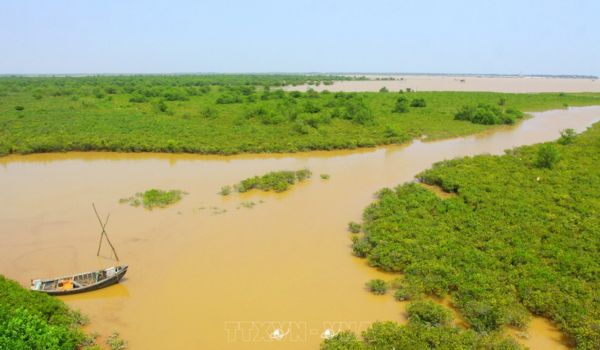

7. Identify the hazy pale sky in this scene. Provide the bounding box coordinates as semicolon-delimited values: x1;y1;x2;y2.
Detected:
1;0;599;75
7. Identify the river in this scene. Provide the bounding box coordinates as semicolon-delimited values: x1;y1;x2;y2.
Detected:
1;106;599;349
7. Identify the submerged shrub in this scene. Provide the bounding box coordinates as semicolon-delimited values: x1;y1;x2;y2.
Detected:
348;221;361;233
120;189;186;209
365;279;388;295
234;169;311;193
219;185;232;196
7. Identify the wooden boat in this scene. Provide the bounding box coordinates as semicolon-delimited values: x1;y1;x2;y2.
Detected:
31;265;128;295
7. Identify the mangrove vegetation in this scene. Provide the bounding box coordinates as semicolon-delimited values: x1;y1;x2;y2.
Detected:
348;123;600;349
119;189;186;209
1;75;600;156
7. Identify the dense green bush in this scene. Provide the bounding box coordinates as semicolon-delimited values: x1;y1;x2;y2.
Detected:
407;300;453;327
410;98;427;108
365;279;388;295
455;103;524;125
0;276;85;350
234;169;312;193
348;221;361;233
120;189;186;209
351;123;600;348
393;96;409;113
535;143;560;169
558;128;577;145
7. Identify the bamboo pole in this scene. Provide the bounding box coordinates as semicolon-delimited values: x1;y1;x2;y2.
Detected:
92;203;120;261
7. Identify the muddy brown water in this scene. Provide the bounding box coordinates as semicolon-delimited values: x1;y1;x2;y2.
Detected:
1;106;599;349
286;75;600;93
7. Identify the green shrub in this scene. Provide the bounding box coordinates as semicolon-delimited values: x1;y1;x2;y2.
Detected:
379;87;389;93
407;300;453;327
219;185;232;196
0;275;85;350
120;189;186;209
535;144;560;169
320;330;363;350
320;173;330;180
348;221;361;233
455;104;523;125
365;279;388;295
235;169;311;193
393;96;409;113
558;128;577;145
14;106;24;111
410;98;426;107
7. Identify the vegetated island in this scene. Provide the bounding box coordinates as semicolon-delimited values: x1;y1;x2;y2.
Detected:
337;125;600;349
221;169;312;194
1;75;600;157
119;189;187;209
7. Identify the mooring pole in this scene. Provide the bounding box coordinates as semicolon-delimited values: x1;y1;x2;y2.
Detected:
92;203;120;261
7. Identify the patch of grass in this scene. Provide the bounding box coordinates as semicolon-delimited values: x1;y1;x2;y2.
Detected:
234;169;312;193
120;189;186;209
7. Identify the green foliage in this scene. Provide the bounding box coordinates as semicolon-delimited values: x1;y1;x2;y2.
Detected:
365;279;388;295
0;275;85;350
106;332;127;350
348;221;361;233
352;124;600;348
15;105;24;111
558;128;577;145
379;87;389;93
320;330;364;350
393;96;409;113
0;75;599;158
235;169;312;193
120;189;186;209
407;301;453;327
219;185;232;196
410;98;427;108
320;173;330;180
455;103;524;125
535;143;560;169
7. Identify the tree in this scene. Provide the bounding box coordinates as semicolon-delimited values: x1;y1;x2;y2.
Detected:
558;128;577;145
535;144;560;169
394;96;409;113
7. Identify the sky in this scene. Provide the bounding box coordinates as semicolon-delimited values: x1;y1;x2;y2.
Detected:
1;0;599;75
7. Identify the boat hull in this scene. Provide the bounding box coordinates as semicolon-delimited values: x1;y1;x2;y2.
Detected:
32;266;128;296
